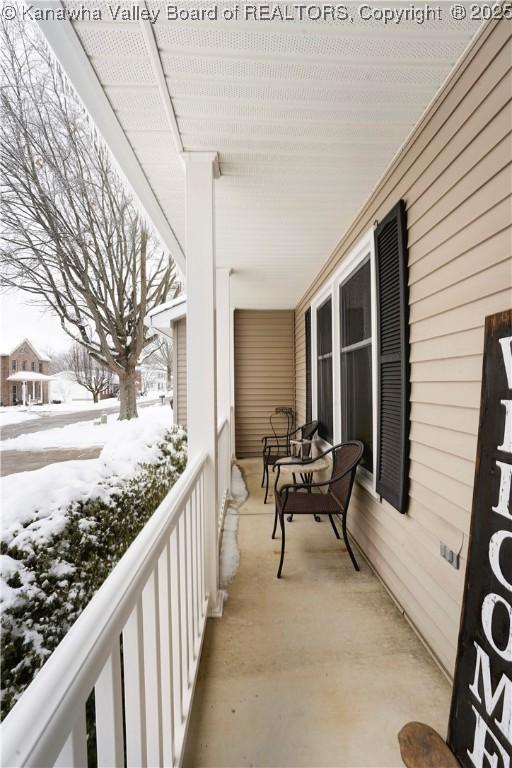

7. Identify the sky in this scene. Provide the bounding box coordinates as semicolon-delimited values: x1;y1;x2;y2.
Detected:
0;289;71;356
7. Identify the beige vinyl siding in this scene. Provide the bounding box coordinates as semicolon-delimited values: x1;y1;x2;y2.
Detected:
174;317;187;428
235;310;295;458
294;20;512;677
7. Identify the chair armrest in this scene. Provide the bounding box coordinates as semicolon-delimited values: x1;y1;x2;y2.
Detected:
274;447;329;469
279;464;354;494
265;445;291;461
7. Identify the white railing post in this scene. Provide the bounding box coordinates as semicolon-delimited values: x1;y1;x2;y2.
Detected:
183;152;223;617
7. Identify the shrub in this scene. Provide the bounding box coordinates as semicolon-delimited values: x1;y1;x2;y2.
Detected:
0;428;187;720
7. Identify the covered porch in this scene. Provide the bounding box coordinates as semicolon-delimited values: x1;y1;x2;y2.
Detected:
184;459;451;768
1;6;510;768
6;371;54;406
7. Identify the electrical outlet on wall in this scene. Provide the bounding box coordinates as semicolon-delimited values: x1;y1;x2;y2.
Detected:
440;542;460;570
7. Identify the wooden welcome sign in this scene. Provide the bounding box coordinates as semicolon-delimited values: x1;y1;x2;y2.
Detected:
447;310;512;768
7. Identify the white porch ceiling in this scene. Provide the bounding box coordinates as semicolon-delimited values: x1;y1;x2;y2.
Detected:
42;2;482;308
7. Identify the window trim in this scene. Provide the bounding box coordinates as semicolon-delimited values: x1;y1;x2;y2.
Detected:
309;227;379;497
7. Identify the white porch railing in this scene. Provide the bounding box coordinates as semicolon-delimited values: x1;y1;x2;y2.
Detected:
1;453;209;768
216;418;231;539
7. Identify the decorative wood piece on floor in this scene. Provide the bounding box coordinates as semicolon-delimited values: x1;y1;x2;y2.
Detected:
398;722;460;768
447;309;512;768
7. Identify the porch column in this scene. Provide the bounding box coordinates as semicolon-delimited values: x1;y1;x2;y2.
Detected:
216;268;232;425
216;267;232;498
183;152;222;617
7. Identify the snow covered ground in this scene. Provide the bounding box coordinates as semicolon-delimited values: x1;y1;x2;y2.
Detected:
1;405;176;550
31;401;118;414
0;394;164;426
1;405;173;452
0;410;40;428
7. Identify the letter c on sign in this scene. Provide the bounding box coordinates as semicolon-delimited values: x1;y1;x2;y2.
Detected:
489;530;512;592
481;593;512;661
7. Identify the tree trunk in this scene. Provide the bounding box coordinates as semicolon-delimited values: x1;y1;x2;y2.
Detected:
93;393;99;404
118;369;138;420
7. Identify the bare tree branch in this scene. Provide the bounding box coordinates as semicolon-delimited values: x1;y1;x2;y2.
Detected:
0;12;179;418
65;343;114;403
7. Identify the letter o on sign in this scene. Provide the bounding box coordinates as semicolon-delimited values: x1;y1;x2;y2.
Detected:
489;530;512;592
481;593;512;661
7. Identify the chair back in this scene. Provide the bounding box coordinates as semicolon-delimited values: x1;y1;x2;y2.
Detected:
329;441;364;510
269;408;294;452
300;420;319;441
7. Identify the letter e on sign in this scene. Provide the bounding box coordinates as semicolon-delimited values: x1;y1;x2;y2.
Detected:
448;311;512;767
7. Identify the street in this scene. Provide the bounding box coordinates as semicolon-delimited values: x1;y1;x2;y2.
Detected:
0;398;166;476
1;447;101;477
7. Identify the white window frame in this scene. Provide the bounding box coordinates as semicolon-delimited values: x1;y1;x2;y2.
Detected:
310;227;379;497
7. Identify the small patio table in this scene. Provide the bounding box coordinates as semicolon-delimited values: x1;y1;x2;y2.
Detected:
274;455;330;522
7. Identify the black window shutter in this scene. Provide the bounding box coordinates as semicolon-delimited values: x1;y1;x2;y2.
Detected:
316;298;333;443
305;308;312;422
374;200;409;513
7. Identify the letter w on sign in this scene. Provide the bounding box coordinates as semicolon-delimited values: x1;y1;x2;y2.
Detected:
448;310;512;768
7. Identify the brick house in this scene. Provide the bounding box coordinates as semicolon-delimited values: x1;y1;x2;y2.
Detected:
0;339;51;406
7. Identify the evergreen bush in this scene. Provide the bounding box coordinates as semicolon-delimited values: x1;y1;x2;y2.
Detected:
1;428;187;720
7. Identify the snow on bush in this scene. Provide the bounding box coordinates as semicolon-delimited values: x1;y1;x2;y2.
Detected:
0;424;186;720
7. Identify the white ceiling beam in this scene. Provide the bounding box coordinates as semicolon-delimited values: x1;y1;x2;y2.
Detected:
33;4;186;275
138;7;184;158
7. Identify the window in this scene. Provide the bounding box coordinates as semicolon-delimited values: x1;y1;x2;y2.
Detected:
305;309;312;422
340;260;373;472
316;297;333;443
12;385;17;402
22;361;26;371
31;362;35;372
11;360;17;371
308;204;409;509
39;363;43;373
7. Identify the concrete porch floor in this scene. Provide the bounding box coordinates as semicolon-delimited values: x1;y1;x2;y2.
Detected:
184;459;451;768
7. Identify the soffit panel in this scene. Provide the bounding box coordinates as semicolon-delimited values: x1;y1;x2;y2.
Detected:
67;4;481;308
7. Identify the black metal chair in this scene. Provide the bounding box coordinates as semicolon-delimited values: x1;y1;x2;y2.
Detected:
272;441;364;578
261;420;319;504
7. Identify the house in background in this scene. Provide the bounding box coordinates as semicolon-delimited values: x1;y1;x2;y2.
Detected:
2;13;511;768
48;369;143;403
0;339;51;406
48;371;100;403
146;295;187;425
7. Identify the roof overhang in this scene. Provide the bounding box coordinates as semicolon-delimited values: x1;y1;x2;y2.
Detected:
7;372;55;382
33;4;186;277
145;296;187;338
33;2;483;308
